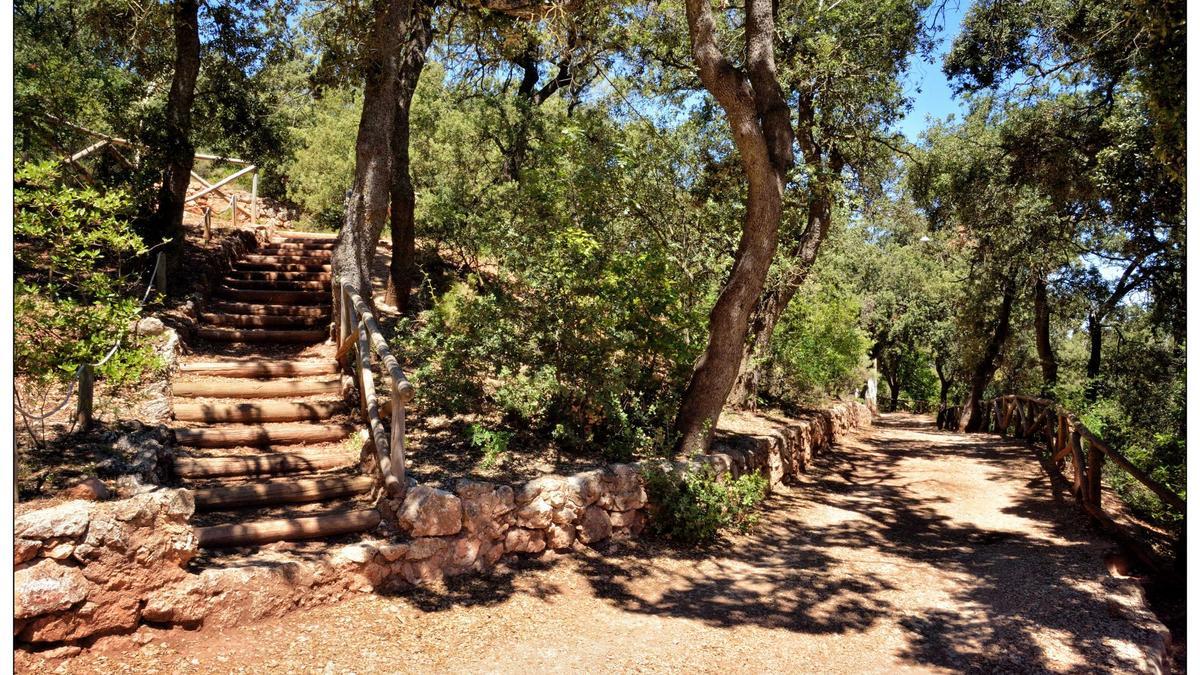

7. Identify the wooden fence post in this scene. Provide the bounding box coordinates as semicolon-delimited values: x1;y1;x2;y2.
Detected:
230;195;238;227
76;364;94;429
154;252;167;296
203;207;212;242
1086;438;1105;509
1069;430;1085;502
251;171;259;224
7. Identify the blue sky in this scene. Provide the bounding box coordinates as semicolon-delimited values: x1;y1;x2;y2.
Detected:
896;1;970;143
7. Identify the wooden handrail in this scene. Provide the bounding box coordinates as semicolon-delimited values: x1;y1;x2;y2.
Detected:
335;280;412;499
938;393;1184;573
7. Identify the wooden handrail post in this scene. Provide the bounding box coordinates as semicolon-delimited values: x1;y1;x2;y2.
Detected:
390;379;406;496
154;252;167;296
203;207;212;242
1086;438;1105;510
230;195;238;227
251;171;259;224
76;364;94;429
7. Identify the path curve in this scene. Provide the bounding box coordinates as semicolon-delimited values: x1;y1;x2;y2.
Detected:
26;414;1169;674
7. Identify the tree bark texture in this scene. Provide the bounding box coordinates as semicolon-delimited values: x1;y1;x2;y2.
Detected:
154;0;201;256
672;0;795;456
384;4;433;312
333;0;413;304
728;151;842;408
1033;275;1058;393
958;277;1018;432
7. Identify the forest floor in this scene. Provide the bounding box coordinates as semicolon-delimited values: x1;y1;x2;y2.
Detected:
34;413;1175;674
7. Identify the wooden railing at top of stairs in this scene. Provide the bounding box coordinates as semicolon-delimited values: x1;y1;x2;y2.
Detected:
938;394;1185;574
335;279;414;500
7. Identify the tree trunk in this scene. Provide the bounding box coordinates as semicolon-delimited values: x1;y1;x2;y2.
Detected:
1033;275;1057;394
1085;312;1102;401
153;0;201;256
672;0;795;455
958;277;1017;432
384;5;433;312
727;99;843;408
332;0;413;304
935;359;950;408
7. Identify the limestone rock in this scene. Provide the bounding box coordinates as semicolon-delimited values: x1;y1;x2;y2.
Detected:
577;506;612;544
15;559;90;620
332;542;378;566
377;542;410;562
15;538;40;565
142;565;307;627
399;486;463;537
545;522;576;550
65;477;111;501
15;502;91;542
136;317;166;336
456;480;514;539
504;528;546;554
514;499;553;529
21;595;141;643
598;464;647;512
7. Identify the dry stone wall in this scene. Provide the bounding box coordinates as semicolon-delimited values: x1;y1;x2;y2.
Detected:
14;401;872;649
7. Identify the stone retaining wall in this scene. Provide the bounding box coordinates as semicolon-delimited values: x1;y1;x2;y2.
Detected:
14;401;872;649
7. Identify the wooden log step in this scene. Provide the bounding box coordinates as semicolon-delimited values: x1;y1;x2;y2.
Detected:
207;302;331;317
173;375;342;399
227;270;332;282
178;359;339;378
273;230;337;240
241;254;333;266
199;313;328;329
257;246;332;257
265;240;336;249
234;261;332;273
174;400;345;423
174;450;354;478
193;475;375;511
222;278;331;291
174;422;354;448
196;327;328;343
214;287;329;305
195;508;381;548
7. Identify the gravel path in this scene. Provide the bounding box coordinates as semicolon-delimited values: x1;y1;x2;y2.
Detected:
27;413;1170;674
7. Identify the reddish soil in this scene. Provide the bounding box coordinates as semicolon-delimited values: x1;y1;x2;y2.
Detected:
22;413;1172;674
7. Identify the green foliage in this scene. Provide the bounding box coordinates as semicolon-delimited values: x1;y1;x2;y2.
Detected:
765;283;869;404
14;162;158;387
642;464;769;545
284;87;362;229
467;423;512;469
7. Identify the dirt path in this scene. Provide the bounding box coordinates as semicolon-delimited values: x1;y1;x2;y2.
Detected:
30;413;1169;674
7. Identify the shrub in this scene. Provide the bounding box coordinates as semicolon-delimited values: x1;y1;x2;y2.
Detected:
642;464;769;545
14;161;157;389
467;423;512;469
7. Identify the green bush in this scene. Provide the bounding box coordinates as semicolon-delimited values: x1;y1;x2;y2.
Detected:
642;464;769;545
14;161;158;389
467;423;512;469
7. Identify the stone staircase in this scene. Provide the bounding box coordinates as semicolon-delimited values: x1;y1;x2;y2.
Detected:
172;232;381;549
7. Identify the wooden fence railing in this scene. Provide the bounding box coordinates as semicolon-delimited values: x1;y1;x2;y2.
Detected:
939;394;1185;572
335;280;414;499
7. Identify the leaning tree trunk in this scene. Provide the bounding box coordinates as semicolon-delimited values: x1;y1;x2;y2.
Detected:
384;5;433;312
672;0;795;456
332;0;412;304
1033;275;1058;394
727;103;843;408
958;278;1018;432
153;0;201;256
